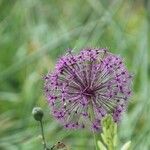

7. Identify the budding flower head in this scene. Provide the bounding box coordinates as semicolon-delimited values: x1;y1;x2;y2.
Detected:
32;107;44;121
44;48;132;132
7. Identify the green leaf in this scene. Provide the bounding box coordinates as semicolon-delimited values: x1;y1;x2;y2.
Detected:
101;133;107;145
121;141;131;150
97;141;107;150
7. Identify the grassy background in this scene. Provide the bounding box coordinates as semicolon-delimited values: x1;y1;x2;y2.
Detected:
0;0;149;149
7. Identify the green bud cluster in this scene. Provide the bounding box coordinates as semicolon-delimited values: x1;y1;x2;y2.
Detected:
97;115;131;150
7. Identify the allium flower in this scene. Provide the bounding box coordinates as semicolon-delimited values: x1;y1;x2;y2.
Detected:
44;48;132;131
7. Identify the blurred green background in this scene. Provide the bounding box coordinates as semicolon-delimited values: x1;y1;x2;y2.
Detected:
0;0;149;149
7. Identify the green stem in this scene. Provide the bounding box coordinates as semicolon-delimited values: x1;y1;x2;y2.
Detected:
89;102;99;150
40;120;47;150
93;131;98;150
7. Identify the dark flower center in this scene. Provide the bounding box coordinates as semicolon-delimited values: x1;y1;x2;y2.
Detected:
83;87;95;97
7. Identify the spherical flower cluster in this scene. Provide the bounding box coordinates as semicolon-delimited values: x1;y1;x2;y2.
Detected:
44;48;132;131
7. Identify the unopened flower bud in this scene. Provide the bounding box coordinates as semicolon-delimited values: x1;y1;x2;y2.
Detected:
32;107;44;121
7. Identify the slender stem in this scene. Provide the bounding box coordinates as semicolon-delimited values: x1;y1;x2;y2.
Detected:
39;120;47;150
93;131;98;150
89;102;98;150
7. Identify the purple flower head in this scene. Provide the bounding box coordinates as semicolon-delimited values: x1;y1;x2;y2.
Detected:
44;48;132;132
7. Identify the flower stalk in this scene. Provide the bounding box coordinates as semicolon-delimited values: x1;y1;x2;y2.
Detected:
39;120;48;150
32;107;49;150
